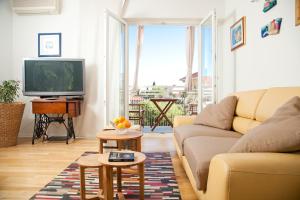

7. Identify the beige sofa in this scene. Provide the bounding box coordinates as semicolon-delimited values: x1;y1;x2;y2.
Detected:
173;87;300;200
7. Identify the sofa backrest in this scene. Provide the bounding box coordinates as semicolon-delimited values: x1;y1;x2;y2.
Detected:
232;87;300;134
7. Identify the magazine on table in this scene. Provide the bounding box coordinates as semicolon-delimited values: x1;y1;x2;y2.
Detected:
108;152;135;162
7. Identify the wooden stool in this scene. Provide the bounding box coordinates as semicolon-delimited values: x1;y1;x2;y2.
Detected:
77;154;104;200
99;151;146;200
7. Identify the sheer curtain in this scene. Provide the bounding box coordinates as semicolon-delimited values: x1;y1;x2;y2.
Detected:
132;25;144;91
185;26;195;91
107;16;125;123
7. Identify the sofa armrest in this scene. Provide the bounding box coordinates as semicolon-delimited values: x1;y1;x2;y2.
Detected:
173;115;196;128
205;153;300;200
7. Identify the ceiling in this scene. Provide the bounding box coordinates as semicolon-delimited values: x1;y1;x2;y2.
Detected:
123;0;225;21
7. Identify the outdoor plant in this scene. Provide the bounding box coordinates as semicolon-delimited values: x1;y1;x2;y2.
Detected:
0;80;20;103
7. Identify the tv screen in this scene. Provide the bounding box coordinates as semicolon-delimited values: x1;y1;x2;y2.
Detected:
23;58;85;97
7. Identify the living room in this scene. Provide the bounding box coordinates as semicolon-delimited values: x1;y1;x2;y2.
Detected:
0;0;300;200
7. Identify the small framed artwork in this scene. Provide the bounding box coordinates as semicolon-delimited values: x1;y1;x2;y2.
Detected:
296;0;300;26
38;33;61;57
230;17;246;51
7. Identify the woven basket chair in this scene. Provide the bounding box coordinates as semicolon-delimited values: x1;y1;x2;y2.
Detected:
0;103;25;147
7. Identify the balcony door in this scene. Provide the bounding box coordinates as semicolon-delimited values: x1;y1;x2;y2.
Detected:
198;10;217;111
104;10;128;125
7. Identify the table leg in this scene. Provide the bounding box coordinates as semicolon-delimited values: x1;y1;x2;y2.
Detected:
155;101;175;127
154;102;172;123
151;101;170;131
32;114;39;145
139;162;145;200
99;140;104;154
38;114;49;142
104;166;113;200
99;166;103;190
136;138;141;152
68;117;75;139
117;140;123;151
33;114;49;143
152;101;165;125
79;166;86;200
151;101;174;131
117;167;122;192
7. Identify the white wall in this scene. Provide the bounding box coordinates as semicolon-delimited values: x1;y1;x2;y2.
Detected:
75;0;122;137
0;0;13;81
220;0;300;97
3;0;122;137
13;0;81;137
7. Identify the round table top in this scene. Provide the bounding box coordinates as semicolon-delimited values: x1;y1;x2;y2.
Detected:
77;154;102;167
96;129;143;140
98;151;146;167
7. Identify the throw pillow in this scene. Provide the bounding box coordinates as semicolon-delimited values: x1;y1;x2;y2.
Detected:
229;96;300;153
193;96;238;130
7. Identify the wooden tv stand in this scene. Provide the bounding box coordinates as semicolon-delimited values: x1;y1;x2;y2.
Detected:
31;98;82;144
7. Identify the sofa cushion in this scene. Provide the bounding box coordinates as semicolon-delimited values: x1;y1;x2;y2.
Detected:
229;96;300;153
255;87;300;122
232;116;261;134
234;89;266;120
193;96;238;130
174;125;241;155
184;136;239;190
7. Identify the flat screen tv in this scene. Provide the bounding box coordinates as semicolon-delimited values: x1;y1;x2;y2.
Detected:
23;58;85;97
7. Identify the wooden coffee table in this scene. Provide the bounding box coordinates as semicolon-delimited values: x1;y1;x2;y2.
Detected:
96;129;143;153
98;151;146;200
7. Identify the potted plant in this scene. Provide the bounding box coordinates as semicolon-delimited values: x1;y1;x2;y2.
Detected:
0;80;25;147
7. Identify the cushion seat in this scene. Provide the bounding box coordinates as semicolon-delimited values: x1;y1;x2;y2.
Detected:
174;125;241;155
183;136;239;190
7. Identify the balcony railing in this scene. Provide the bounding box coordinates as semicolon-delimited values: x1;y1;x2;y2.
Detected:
129;99;185;126
129;92;198;127
128;86;214;129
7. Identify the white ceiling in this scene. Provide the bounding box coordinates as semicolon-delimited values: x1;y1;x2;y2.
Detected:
123;0;225;20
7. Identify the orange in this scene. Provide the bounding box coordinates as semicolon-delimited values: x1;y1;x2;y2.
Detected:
124;120;131;128
119;116;126;123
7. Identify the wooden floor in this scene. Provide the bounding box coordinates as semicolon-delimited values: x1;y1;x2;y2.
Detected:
0;134;197;200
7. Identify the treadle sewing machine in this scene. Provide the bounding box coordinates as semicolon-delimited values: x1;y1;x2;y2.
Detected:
31;98;82;144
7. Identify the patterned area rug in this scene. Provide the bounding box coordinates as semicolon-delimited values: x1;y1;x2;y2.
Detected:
30;152;181;200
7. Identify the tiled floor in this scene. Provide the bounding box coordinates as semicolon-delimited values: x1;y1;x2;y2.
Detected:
142;126;173;133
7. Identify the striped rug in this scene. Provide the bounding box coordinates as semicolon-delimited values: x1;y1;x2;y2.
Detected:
30;152;181;200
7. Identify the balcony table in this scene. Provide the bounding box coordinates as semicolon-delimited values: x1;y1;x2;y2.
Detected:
150;98;178;131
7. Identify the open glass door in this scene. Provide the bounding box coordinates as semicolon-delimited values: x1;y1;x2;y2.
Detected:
198;10;217;111
104;10;128;125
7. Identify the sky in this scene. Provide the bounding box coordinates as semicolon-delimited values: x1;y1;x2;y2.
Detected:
128;25;199;88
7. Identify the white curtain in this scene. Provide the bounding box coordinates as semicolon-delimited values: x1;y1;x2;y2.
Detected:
185;26;195;91
107;16;125;123
132;25;144;91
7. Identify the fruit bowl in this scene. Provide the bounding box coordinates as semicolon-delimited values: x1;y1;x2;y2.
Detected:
111;116;131;134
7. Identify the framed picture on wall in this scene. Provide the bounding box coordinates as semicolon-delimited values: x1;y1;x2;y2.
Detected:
230;17;246;51
296;0;300;26
38;33;61;57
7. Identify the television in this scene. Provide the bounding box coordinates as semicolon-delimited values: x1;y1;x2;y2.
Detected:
23;58;85;97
